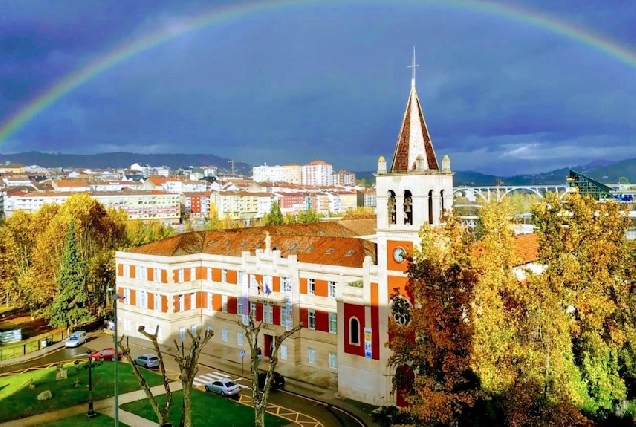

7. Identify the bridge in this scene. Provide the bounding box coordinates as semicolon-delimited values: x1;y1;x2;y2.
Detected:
453;185;568;202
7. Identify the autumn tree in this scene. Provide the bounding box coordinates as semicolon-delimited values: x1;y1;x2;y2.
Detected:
263;202;284;226
532;192;633;417
388;215;480;425
239;311;302;427
48;221;94;333
206;204;222;231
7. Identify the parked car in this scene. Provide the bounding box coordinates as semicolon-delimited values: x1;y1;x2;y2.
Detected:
90;347;122;361
205;379;241;397
134;354;160;369
257;371;285;391
65;331;87;348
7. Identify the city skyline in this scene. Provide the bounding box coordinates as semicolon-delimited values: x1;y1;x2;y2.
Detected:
1;0;636;175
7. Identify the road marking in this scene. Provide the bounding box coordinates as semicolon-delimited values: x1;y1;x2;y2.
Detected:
194;371;251;390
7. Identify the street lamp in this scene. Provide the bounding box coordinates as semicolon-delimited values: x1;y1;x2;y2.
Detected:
108;288;125;427
85;351;100;418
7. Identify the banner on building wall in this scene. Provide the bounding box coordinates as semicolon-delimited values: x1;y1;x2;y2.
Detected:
364;327;372;359
242;271;249;326
284;277;293;331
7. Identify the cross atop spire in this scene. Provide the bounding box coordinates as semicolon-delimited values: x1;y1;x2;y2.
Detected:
407;46;418;88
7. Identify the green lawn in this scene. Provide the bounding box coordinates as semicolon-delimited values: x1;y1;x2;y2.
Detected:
121;389;289;427
38;412;130;427
0;361;163;422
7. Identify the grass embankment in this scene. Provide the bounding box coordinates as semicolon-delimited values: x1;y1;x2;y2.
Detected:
0;361;162;422
122;389;289;427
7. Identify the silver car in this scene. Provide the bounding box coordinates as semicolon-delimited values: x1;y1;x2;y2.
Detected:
65;331;87;348
134;354;160;369
205;380;241;396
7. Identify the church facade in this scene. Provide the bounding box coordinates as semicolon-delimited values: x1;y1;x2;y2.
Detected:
114;72;453;405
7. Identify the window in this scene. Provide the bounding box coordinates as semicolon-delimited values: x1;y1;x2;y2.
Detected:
238;297;244;316
349;317;360;345
263;275;272;294
222;295;228;313
156;325;163;341
221;269;227;283
191;324;197;336
328;281;336;298
179;294;185;312
329;313;337;334
190;292;196;309
124;288;130;304
207;267;212;281
139;266;147;280
308;279;315;295
264;304;273;324
282;277;292;293
138;290;147;308
179;327;186;341
238;271;245;287
154;268;160;283
250;301;256;315
308;348;316;364
123;264;130;278
308;309;316;330
329;352;338;369
281;306;288;326
178;269;184;283
207;293;213;311
280;344;288;360
190;267;195;281
249;274;257;290
222;328;228;342
237;332;243;346
154;294;160;312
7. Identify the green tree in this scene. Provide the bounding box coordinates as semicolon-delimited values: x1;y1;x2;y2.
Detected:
295;209;321;224
263;202;284;226
206;204;222;231
48;221;94;333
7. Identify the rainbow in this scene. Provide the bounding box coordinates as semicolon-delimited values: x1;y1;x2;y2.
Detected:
1;0;635;145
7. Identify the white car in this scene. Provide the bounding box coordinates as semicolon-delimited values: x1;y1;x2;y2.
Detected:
65;331;87;348
134;354;160;369
205;380;241;397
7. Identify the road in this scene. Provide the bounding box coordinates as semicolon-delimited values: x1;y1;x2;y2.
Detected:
0;334;364;427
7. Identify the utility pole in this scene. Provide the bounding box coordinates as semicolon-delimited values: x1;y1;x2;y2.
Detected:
228;159;235;175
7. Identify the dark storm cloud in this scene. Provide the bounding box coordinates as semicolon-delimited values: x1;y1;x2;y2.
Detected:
1;0;635;176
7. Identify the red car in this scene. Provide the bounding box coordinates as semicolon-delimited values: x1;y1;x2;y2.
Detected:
90;347;122;361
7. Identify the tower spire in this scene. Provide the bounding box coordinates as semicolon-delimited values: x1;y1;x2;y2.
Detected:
407;46;418;88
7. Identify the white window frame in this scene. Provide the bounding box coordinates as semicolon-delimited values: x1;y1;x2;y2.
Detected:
329;352;337;369
154;268;160;283
154;293;160;312
207;293;213;311
123;264;130;278
308;279;315;295
138;290;147;308
238;297;244;315
250;301;257;316
123;288;130;305
222;295;228;313
329;312;337;334
179;327;186;341
280;344;288;360
237;332;243;346
207;267;212;281
281;306;288;325
178;269;184;283
221;269;227;283
190;292;196;309
238;271;245;287
179;294;185;312
263;275;272;293
308;309;316;330
349;317;360;345
139;266;146;280
190;324;197;336
263;303;273;324
249;274;257;290
308;348;316;365
328;281;336;298
221;328;228;342
190;267;196;281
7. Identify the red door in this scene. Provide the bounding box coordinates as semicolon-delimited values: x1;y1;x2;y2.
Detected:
264;334;272;357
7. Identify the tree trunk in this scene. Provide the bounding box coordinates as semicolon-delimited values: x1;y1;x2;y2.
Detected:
182;380;192;427
254;402;266;427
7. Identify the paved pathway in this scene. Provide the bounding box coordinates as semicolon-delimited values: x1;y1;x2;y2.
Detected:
192;371;251;390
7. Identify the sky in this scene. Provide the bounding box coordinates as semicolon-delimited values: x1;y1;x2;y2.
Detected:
1;0;636;176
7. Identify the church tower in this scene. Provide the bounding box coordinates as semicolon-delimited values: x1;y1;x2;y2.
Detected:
375;47;454;405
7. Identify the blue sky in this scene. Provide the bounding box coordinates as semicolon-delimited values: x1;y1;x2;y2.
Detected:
1;0;635;175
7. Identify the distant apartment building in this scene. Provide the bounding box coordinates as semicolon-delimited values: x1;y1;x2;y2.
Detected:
0;163;26;174
252;164;286;183
328;191;358;214
210;191;273;224
356;189;377;209
3;191;180;223
52;179;91;192
2;175;35;188
332;170;356;187
131;164;170;178
302;160;333;187
282;164;302;185
183;192;211;219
